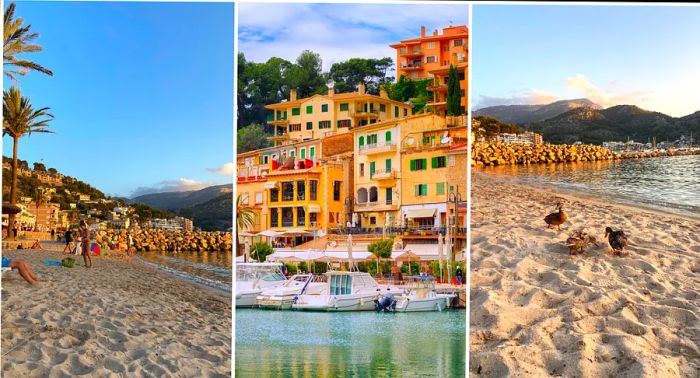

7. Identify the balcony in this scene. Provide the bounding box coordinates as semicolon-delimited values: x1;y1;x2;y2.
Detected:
400;49;423;57
350;109;380;118
359;141;397;155
370;169;397;181
427;83;448;92
354;202;399;212
267;114;289;127
400;64;422;71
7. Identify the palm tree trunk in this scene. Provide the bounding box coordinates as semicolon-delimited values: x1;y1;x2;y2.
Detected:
8;137;19;239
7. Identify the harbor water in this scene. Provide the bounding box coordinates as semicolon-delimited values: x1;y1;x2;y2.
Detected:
482;154;700;219
235;309;466;377
136;250;232;293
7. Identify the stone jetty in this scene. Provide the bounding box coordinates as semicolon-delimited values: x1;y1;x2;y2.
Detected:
97;229;232;252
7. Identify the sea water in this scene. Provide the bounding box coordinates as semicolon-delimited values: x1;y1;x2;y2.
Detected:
482;154;700;219
235;309;466;377
136;250;232;293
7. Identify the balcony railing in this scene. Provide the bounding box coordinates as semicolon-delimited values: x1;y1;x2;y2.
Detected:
371;169;397;180
360;141;397;154
401;64;422;70
350;109;380;117
400;49;423;56
282;193;294;201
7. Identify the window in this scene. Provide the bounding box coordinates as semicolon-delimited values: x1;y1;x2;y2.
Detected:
263;155;269;164
292;108;300;116
404;108;408;117
426;56;437;63
432;156;447;169
437;182;445;195
290;150;295;158
270;188;279;202
359;136;365;147
297;207;306;227
453;39;464;47
301;148;306;159
321;104;328;112
415;184;428;197
426;42;435;49
410;159;428;171
385;131;391;142
367;134;378;145
386;188;393;205
241;192;249;205
385;159;392;172
450;185;455;193
337;119;351;128
459;72;465;81
369;187;378;202
306;122;313;130
282;182;294;201
310;147;315;160
318;120;331;129
306;105;313;114
309;213;317;227
289;124;301;132
370;217;376;225
379;104;386;112
297;180;305;200
394;106;399;118
282;208;294;227
448;155;456;166
333;181;341;201
329;212;334;223
270;208;279;227
309;180;318;200
369;162;375;178
359;163;364;177
255;192;264;204
357;188;368;203
339;103;349;111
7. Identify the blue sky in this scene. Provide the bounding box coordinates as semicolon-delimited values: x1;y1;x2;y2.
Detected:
239;2;469;71
473;5;700;117
2;1;234;198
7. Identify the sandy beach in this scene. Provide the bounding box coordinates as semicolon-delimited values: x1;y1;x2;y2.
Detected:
470;172;700;377
1;245;231;377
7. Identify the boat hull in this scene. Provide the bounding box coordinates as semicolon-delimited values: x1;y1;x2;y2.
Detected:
394;297;449;312
236;290;261;308
292;293;380;312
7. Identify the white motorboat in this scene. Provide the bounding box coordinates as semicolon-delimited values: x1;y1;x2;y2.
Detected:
393;276;455;312
235;263;287;307
292;271;402;312
256;274;326;310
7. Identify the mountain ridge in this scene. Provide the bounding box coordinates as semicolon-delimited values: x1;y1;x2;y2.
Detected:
129;184;232;211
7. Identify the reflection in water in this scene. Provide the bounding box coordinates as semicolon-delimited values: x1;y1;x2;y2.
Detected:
235;309;466;377
481;155;700;218
138;250;232;291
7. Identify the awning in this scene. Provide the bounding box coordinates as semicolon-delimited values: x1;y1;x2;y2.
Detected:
403;244;440;261
263;181;278;189
405;208;436;219
307;204;321;213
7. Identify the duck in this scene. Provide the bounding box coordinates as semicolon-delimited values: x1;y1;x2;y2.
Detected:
544;202;568;231
605;227;628;255
566;230;598;255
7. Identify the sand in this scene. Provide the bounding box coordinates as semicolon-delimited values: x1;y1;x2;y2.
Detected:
470;172;700;377
1;245;231;377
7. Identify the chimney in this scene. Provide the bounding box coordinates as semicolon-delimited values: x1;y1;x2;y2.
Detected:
433;29;438;36
358;82;365;95
328;86;334;97
420;26;426;38
290;88;297;102
379;87;388;99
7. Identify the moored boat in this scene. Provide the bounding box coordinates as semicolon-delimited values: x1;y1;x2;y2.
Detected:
236;263;287;307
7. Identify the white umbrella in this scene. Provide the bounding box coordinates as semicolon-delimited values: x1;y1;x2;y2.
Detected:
438;234;444;282
256;230;280;237
347;233;355;271
352;213;358;227
244;238;251;262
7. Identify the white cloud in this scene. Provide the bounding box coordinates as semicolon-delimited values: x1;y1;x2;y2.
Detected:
565;74;649;108
207;162;234;176
239;3;469;71
131;178;212;197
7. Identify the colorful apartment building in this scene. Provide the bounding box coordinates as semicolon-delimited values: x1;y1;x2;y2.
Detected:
390;25;468;116
265;84;413;146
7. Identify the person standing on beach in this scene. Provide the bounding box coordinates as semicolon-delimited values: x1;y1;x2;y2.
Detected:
63;229;73;253
127;232;134;257
12;220;19;240
79;220;92;268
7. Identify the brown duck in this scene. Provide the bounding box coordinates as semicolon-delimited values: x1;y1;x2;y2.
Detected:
566;230;598;255
605;227;628;255
544;202;567;231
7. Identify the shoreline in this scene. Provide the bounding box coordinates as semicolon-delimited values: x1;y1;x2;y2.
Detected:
1;249;231;377
470;173;700;377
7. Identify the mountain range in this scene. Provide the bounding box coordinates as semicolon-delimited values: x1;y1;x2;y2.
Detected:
129;184;232;210
476;100;700;145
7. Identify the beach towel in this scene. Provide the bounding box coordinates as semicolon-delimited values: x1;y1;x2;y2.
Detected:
91;243;101;256
42;259;63;267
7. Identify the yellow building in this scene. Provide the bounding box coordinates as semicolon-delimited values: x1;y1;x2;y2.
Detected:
265;84;413;146
351;113;451;229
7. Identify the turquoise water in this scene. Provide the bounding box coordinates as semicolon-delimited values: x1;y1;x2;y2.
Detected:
481;154;700;218
235;309;466;377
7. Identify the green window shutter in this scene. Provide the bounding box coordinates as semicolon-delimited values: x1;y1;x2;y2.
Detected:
422;159;427;170
370;162;375;178
431;135;436;145
415;185;419;197
385;159;391;172
422;184;428;195
306;105;313;114
394;106;399;117
431;157;437;168
385;131;391;142
290;151;295;157
322;104;328;112
410;159;416;171
450;185;454;193
301;149;306;159
310;147;315;159
437;182;445;195
337;120;341;128
306;122;313;130
292;108;300;116
359;136;364;146
340;103;349;111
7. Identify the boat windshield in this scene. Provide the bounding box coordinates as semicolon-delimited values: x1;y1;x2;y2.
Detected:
236;265;285;281
329;274;353;295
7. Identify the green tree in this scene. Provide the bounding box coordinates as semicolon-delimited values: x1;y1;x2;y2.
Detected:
384;75;432;113
368;238;393;275
287;50;325;98
47;167;57;174
250;242;274;262
33;161;45;171
236;194;254;258
237;123;271;153
237;53;293;129
3;2;53;81
446;65;462;116
3;86;53;237
328;57;394;95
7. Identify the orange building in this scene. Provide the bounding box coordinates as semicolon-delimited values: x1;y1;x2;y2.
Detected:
390;25;468;116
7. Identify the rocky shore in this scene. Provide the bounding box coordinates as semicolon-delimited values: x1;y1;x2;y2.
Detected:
96;229;232;252
471;142;699;166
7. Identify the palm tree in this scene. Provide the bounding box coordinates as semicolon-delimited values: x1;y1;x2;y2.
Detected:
3;86;53;238
236;194;254;258
4;2;53;81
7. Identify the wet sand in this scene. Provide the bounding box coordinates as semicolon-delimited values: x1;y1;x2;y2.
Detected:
1;248;231;377
470;172;700;377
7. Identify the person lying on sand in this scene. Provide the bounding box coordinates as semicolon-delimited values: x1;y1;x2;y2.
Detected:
2;257;40;285
30;239;43;250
